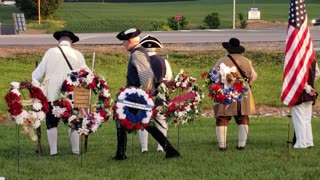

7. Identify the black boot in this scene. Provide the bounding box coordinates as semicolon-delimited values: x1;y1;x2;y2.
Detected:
113;124;127;160
145;126;180;159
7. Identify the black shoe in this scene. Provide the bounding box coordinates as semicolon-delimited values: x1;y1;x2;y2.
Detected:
112;154;127;160
51;154;58;157
236;146;245;151
142;151;148;154
165;151;180;159
219;147;227;151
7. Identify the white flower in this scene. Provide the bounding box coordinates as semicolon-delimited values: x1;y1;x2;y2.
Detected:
32;101;43;111
33;120;41;128
11;89;21;96
85;73;94;85
13;110;28;125
102;89;110;97
10;82;20;89
37;111;46;121
94;113;104;122
52;106;65;118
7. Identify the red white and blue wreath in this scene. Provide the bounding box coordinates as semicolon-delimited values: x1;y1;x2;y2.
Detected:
201;63;249;107
52;69;112;135
4;80;49;141
113;87;156;132
157;69;204;125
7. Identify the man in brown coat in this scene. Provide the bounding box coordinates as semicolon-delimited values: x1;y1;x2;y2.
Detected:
213;38;257;151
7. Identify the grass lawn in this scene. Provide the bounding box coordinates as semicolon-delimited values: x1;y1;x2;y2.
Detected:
1;117;320;179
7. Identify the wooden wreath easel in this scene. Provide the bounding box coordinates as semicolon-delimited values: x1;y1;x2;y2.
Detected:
73;86;91;153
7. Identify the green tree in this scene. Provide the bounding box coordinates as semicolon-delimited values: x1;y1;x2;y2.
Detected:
238;12;247;29
203;12;220;29
15;0;63;20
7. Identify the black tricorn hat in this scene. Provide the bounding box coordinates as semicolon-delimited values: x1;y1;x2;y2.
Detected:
116;28;141;41
53;30;79;43
139;34;163;48
222;38;245;53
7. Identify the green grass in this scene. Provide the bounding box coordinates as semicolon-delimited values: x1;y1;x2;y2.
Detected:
1;117;320;179
1;0;320;32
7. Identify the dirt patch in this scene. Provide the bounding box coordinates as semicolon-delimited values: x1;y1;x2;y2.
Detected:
246;20;286;29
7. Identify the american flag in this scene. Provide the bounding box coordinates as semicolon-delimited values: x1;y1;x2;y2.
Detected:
281;0;315;106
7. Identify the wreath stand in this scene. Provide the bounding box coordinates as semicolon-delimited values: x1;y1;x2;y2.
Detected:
73;86;91;153
9;94;41;173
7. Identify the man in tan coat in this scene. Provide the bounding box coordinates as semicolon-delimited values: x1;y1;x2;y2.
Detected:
213;38;257;151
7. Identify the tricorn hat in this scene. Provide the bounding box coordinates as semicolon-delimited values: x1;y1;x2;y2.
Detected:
116;28;141;41
53;30;79;43
222;38;245;53
139;34;163;48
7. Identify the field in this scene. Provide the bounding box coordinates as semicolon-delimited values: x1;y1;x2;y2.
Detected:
1;117;320;179
1;0;320;32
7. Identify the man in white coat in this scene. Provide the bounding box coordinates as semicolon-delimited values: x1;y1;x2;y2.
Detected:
32;30;89;156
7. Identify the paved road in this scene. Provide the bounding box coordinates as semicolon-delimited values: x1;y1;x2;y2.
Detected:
1;28;320;46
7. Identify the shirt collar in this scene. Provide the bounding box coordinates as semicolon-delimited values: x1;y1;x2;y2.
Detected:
59;40;72;46
148;52;157;56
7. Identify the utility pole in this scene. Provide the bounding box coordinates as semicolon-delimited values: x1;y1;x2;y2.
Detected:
233;0;236;29
38;0;41;24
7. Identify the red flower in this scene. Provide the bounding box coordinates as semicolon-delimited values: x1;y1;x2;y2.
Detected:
89;81;96;89
216;94;227;102
210;84;221;93
9;102;23;116
66;85;74;92
71;119;78;124
121;119;133;130
134;123;141;130
30;87;43;98
201;71;208;79
105;103;111;108
62;111;71;118
99;109;106;117
5;92;20;104
234;82;243;92
142;123;149;128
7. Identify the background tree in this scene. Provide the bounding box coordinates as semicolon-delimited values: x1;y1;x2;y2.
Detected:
238;12;247;29
15;0;63;20
203;12;220;29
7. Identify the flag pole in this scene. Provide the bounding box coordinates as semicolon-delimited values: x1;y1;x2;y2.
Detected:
287;110;293;160
84;52;95;153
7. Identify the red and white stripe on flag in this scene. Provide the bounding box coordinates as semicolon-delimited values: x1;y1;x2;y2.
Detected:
281;0;315;106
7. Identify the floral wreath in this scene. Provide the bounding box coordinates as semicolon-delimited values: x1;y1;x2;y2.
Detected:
113;87;156;133
157;69;204;125
52;69;112;135
4;80;49;141
201;63;249;106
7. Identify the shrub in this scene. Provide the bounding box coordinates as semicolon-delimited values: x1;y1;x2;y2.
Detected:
150;21;166;31
15;0;63;20
160;24;171;31
203;12;220;29
238;12;247;29
167;16;188;30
